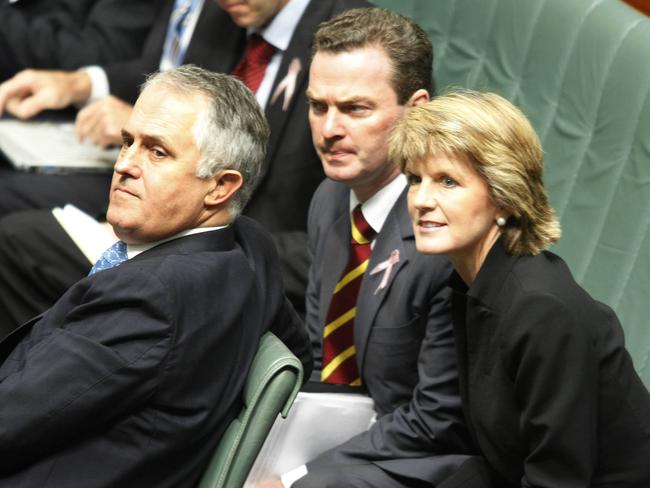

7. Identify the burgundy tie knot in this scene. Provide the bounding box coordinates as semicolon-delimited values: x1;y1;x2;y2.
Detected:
232;34;275;93
351;205;376;244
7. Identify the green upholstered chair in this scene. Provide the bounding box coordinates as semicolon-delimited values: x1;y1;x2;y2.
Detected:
373;0;650;388
198;332;303;488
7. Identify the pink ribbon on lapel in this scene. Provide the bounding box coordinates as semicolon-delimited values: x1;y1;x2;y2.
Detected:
369;249;400;295
271;57;302;111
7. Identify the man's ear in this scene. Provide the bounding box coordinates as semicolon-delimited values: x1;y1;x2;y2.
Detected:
407;88;430;107
204;170;243;207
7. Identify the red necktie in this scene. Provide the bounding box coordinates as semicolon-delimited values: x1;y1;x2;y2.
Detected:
321;205;376;386
232;34;275;93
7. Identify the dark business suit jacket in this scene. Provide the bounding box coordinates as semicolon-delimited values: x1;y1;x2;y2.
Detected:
0;217;312;487
0;0;156;81
301;179;474;485
450;239;650;488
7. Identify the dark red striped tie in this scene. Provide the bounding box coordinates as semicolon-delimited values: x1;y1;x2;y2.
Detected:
231;34;275;93
321;205;376;386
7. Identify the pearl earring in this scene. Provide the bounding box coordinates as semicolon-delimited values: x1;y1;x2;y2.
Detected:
496;217;506;227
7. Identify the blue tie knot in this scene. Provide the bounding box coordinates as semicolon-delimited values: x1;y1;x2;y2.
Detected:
89;241;128;276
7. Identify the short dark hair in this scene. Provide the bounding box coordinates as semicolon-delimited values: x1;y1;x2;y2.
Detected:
313;7;433;104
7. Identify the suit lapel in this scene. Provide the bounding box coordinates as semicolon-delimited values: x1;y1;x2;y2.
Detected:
356;189;412;372
264;0;332;172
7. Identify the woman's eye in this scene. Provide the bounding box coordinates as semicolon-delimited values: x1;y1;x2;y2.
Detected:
442;176;457;187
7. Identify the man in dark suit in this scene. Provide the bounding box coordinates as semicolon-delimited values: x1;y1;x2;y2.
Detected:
0;65;311;487
263;8;474;488
0;0;156;81
0;0;369;332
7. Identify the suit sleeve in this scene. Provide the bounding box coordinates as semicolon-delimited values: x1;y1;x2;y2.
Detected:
269;295;313;385
505;293;598;488
0;0;156;81
303;268;474;477
0;269;172;474
304;186;326;375
271;230;311;319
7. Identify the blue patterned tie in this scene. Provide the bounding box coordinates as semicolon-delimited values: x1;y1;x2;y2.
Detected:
89;241;128;276
161;0;195;68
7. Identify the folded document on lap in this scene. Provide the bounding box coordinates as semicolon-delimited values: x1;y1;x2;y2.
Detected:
52;204;117;264
244;392;376;486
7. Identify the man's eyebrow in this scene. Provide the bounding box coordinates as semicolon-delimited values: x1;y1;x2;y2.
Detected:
140;134;166;146
339;96;372;105
305;91;372;106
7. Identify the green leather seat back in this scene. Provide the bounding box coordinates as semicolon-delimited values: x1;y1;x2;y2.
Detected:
198;332;303;488
373;0;650;387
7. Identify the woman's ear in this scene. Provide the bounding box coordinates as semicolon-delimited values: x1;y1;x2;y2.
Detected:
204;170;243;207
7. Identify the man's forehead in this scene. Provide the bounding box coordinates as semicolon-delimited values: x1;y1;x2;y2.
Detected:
126;89;202;145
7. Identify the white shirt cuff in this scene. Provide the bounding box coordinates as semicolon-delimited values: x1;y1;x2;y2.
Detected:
78;66;110;105
280;464;308;487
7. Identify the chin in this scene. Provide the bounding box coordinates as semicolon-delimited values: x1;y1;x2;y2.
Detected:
414;236;448;256
323;166;360;185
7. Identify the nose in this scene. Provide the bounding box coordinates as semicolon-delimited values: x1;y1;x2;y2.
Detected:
321;110;345;140
113;145;142;178
410;181;437;211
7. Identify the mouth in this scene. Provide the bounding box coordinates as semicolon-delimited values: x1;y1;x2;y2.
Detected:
321;146;355;161
417;219;446;231
114;186;138;198
221;2;246;12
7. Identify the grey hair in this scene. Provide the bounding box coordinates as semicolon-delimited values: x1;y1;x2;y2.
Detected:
141;65;270;217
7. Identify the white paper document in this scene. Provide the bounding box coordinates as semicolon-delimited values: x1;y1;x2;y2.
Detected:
0;119;119;172
52;204;117;263
244;392;376;486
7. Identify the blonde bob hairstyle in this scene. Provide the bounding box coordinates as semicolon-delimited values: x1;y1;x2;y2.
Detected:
389;90;560;256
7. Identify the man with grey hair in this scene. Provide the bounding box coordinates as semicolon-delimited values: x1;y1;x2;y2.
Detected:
0;65;311;487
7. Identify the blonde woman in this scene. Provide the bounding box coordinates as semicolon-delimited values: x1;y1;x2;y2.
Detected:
390;90;650;487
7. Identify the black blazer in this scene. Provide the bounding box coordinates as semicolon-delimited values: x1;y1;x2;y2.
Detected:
0;0;156;80
451;239;650;487
301;180;475;485
0;217;311;487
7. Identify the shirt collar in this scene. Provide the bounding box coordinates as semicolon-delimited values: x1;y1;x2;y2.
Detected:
250;0;310;52
349;174;407;235
126;225;227;259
